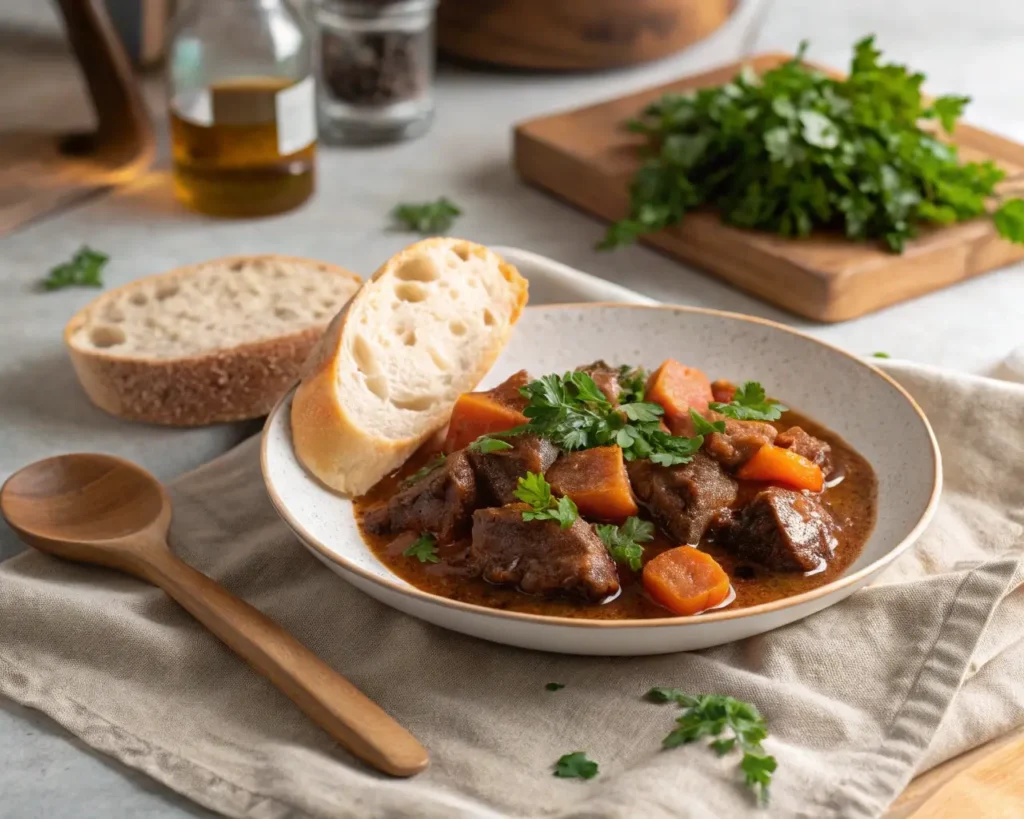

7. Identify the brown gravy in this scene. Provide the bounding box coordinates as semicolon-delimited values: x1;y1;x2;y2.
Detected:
355;410;877;619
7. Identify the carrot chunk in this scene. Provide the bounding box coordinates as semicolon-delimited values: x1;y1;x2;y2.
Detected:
643;546;732;616
444;392;526;453
546;446;639;522
736;444;824;492
645;360;714;421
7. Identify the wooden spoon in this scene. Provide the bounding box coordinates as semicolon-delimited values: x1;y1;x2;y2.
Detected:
0;453;429;777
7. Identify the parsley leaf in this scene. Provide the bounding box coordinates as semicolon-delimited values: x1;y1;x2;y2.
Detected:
708;381;787;422
402;454;446;487
871;351;891;359
554;752;599;780
391;197;462;234
403;533;439;563
514;472;579;529
595;516;655;571
468;436;514;454
508;371;705;467
41;246;108;291
689;408;727;436
603;37;1024;253
617;365;648;403
650;689;776;805
545;682;566;691
994;198;1024;244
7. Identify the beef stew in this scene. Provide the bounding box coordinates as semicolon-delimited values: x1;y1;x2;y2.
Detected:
355;361;877;619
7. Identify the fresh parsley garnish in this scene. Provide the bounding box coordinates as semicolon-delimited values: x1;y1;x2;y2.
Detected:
616;365;648;404
486;371;705;467
688;408;727;436
41;246;108;291
468;436;514;454
595;516;655;571
402;454;446;487
403;533;439;563
545;682;566;691
601;37;1024;253
648;689;777;805
554;752;598;780
708;381;787;422
514;472;578;530
871;351;891;359
391;197;462;234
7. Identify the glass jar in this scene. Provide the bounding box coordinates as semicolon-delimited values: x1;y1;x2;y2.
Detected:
167;0;317;217
311;0;437;144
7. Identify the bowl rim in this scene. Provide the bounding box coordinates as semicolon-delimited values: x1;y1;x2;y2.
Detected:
261;302;943;630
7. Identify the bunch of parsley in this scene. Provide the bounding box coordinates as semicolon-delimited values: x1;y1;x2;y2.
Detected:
602;37;1024;253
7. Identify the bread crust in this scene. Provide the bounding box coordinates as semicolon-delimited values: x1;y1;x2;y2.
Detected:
64;254;361;427
290;238;528;496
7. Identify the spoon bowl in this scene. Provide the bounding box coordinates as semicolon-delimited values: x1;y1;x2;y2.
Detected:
1;452;429;777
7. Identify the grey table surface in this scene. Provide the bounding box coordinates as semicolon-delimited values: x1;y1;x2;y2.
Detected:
2;0;1024;815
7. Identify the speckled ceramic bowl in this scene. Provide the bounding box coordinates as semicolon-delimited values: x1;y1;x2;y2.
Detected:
262;304;941;655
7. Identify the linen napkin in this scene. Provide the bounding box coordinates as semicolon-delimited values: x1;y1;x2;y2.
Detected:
2;271;1023;819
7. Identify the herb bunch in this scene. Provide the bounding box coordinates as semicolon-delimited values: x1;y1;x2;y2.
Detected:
602;37;1024;253
708;382;787;422
595;516;655;571
514;472;578;529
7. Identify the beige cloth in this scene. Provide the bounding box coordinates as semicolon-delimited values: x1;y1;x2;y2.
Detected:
1;359;1022;819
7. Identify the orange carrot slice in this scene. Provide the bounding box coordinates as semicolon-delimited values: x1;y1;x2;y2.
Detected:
546;446;638;521
444;392;526;453
736;444;824;492
643;546;732;616
645;360;714;421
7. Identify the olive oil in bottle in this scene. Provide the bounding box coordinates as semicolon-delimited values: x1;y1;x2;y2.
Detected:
170;77;316;217
167;1;316;217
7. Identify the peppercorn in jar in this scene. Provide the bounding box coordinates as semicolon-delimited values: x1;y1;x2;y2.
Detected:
311;0;437;144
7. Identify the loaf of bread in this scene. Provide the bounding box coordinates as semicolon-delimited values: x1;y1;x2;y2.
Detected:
65;255;361;426
291;238;528;496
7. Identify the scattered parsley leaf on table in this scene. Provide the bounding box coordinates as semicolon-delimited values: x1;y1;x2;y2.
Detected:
403;533;439;563
595;516;655;571
648;689;777;805
402;455;446;487
545;682;566;691
41;246;108;291
602;37;1024;253
554;752;599;780
872;351;892;359
514;472;578;529
391;197;462;234
708;381;787;422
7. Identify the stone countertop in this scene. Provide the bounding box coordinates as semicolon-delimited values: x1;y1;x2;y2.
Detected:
1;0;1023;815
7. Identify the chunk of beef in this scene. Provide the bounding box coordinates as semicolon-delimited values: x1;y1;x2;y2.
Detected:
488;369;531;413
711;379;737;404
626;453;738;545
363;450;477;543
776;426;833;477
467;434;560;505
714;487;837;572
704;418;778;470
575;360;621;404
470;505;620;601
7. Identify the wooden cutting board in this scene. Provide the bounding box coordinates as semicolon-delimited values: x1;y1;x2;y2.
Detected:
514;54;1024;322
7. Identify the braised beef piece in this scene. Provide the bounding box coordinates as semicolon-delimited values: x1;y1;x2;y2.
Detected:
713;487;837;572
777;426;833;477
488;369;531;413
626;452;738;545
467;434;559;505
470;505;620;601
704;418;778;470
575;360;622;404
711;379;737;404
363;450;477;544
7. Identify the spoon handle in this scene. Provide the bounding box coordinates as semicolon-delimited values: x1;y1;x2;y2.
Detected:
143;547;429;777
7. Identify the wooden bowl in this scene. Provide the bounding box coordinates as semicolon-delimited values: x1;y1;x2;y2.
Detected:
436;0;738;71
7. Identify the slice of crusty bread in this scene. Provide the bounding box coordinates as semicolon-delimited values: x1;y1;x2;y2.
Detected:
291;238;528;496
65;255;361;426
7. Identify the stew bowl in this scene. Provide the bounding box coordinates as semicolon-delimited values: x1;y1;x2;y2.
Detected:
261;304;941;655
